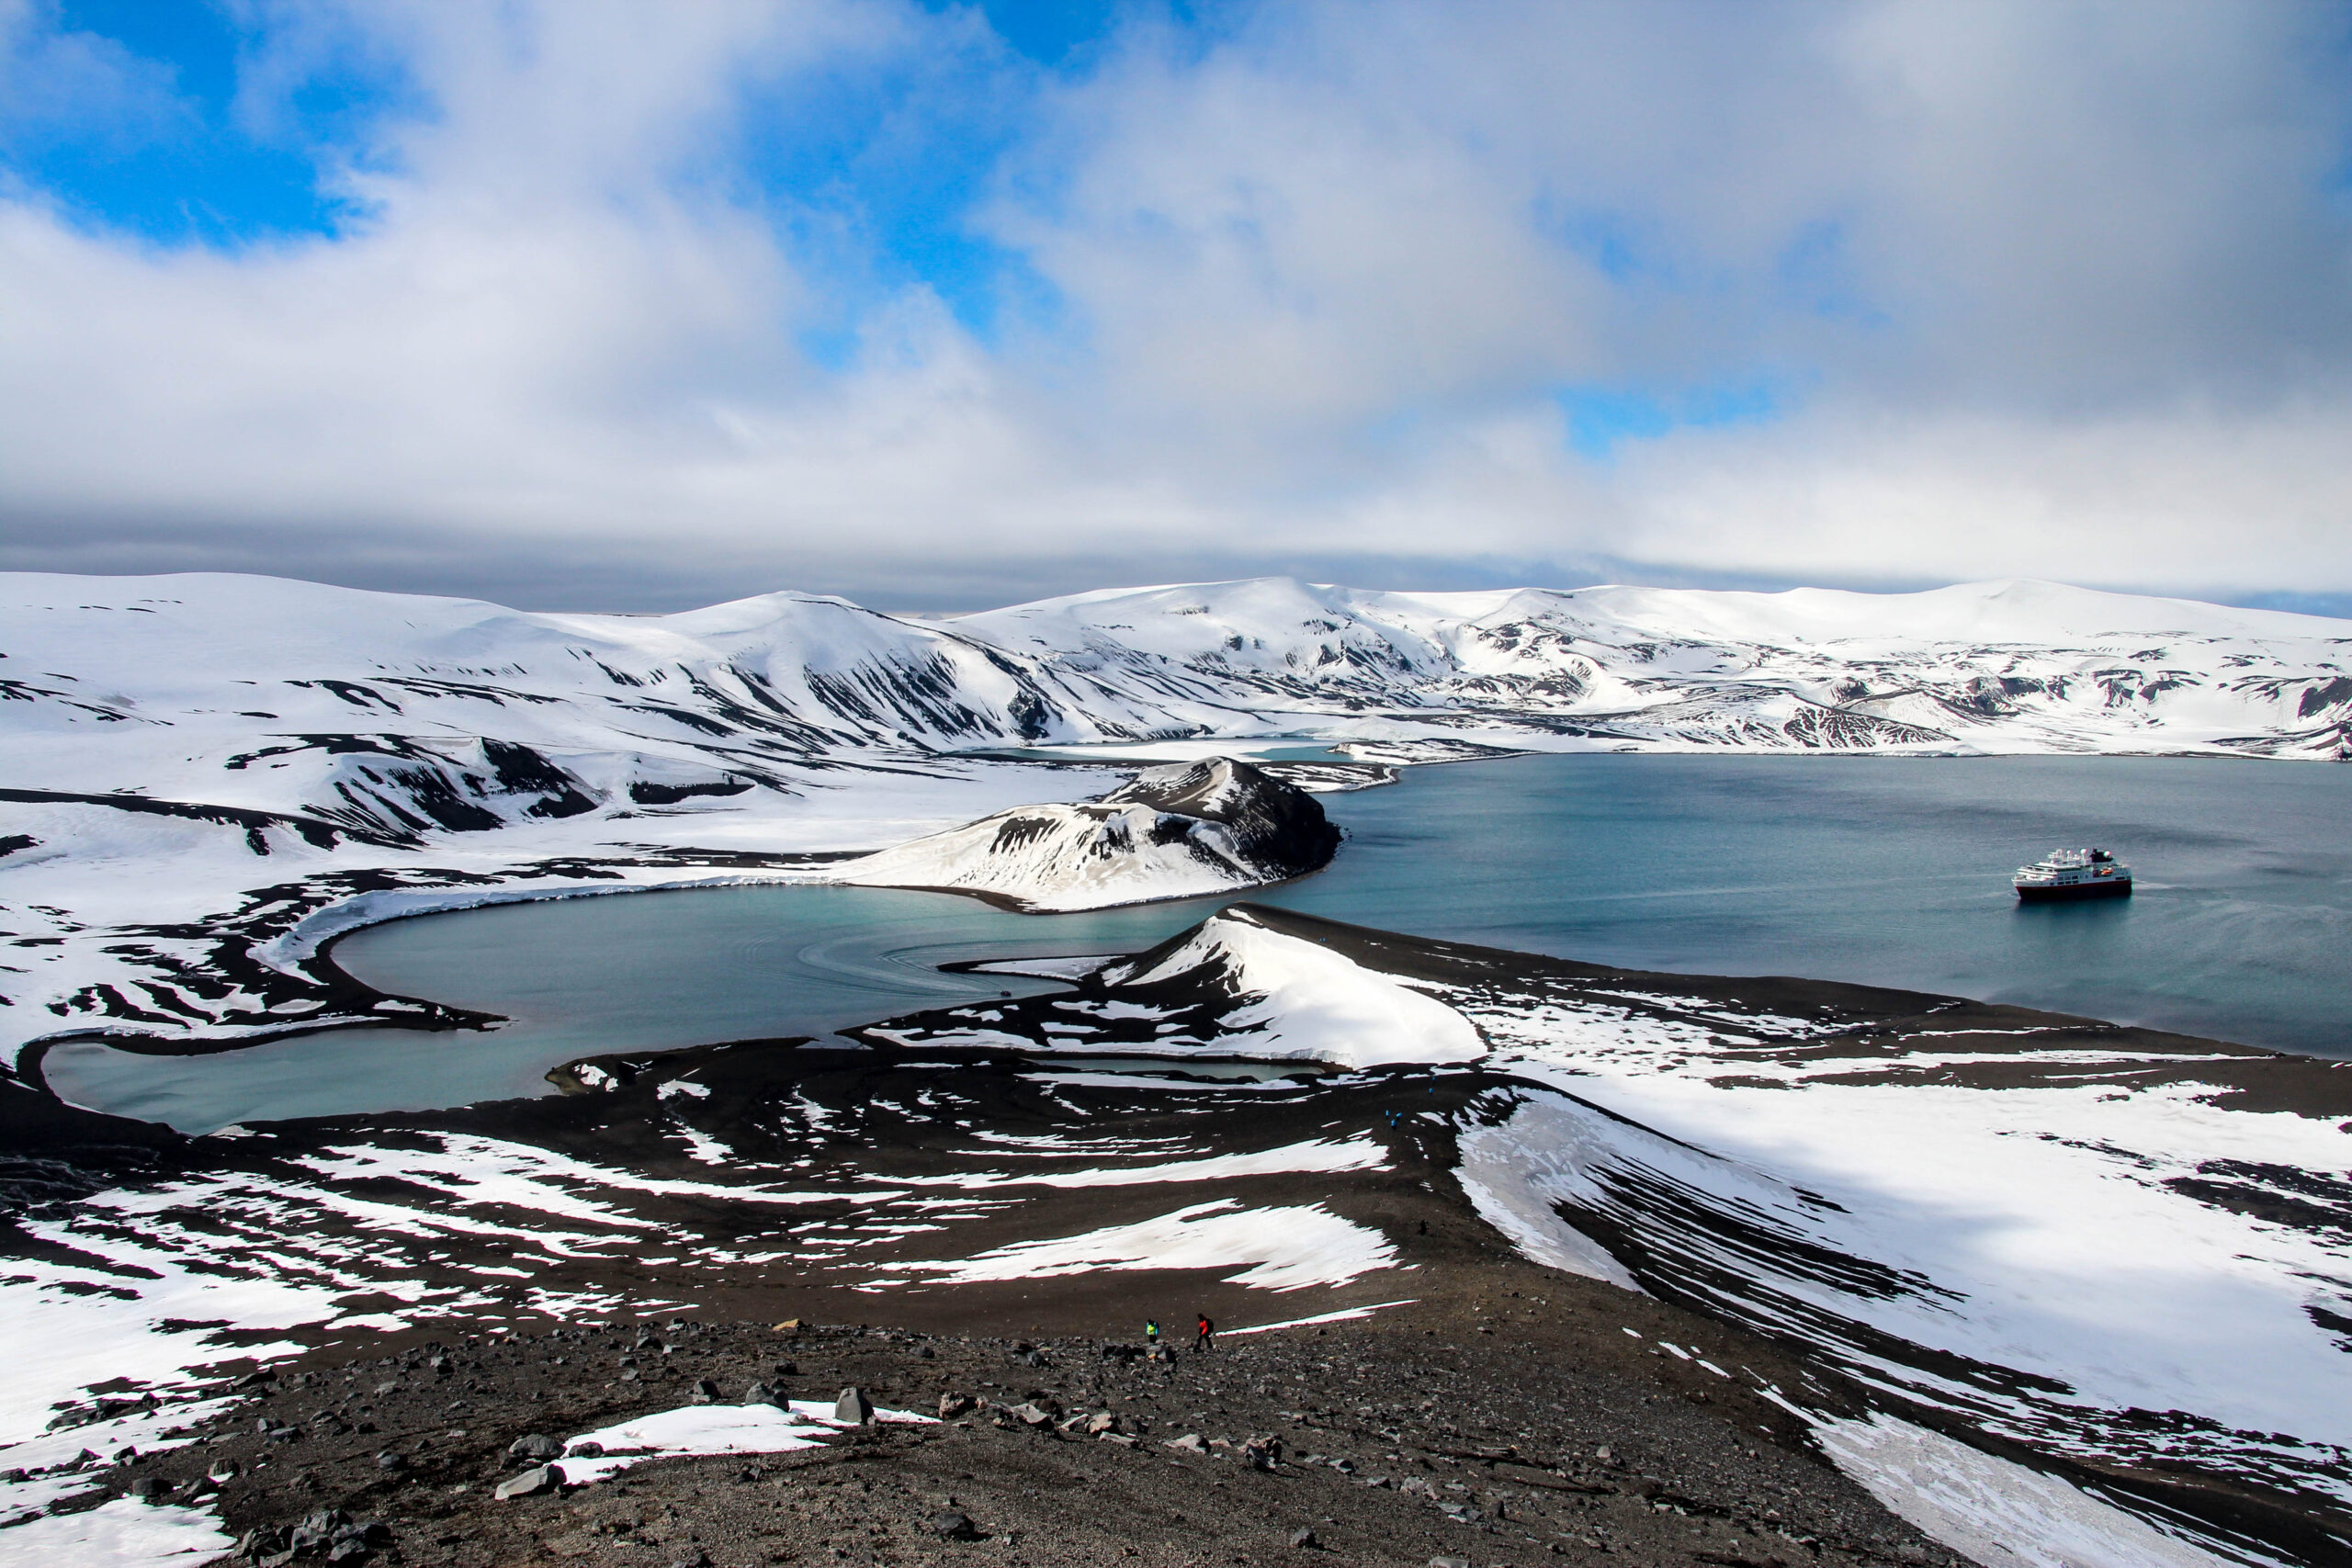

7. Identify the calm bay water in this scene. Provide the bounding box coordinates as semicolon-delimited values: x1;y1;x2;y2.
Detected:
44;755;2349;1131
1269;754;2348;1051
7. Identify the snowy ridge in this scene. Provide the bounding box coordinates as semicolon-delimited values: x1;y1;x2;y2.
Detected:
4;571;2343;831
955;576;2352;760
1101;908;1488;1068
876;908;1488;1069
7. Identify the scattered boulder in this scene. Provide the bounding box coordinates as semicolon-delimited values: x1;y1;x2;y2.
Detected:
285;1509;347;1553
234;1526;283;1559
930;1509;981;1540
743;1381;782;1406
1007;1403;1055;1428
493;1464;563;1500
1241;1433;1283;1469
834;1387;874;1426
1084;1412;1118;1436
1163;1433;1205;1453
566;1441;605;1459
1289;1526;1320;1550
938;1393;976;1419
506;1435;562;1461
691;1379;722;1404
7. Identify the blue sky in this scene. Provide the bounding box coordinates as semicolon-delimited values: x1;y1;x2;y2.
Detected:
2;0;2349;613
19;1;389;243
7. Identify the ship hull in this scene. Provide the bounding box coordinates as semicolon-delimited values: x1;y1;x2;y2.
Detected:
2015;879;2132;902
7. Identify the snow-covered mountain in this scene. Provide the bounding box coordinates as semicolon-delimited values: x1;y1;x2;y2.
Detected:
955;576;2352;759
5;572;2346;845
2;570;2346;1061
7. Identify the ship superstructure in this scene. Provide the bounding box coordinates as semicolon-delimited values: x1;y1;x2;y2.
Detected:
2014;847;2132;901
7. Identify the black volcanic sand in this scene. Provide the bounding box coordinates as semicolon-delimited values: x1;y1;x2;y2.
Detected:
1019;906;2352;1112
142;1306;1970;1568
18;906;2352;1564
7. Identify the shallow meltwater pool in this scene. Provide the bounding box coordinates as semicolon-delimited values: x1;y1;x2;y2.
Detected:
42;753;2351;1131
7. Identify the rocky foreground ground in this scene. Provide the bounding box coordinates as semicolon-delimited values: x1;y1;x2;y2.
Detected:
93;1260;1974;1568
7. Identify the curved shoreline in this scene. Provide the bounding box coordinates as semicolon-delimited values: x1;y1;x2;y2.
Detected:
22;745;2352;1134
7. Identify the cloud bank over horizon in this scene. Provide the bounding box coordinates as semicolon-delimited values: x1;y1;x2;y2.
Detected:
3;0;2350;614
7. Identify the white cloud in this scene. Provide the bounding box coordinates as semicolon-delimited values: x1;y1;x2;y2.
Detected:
0;0;2346;607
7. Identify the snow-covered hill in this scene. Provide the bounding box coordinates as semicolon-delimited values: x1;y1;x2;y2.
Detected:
2;570;2346;1061
838;758;1340;911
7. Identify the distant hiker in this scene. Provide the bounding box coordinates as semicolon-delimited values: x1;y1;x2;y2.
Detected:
1144;1318;1159;1347
1195;1314;1214;1352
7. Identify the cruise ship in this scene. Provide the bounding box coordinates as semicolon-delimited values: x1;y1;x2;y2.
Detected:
2013;847;2132;902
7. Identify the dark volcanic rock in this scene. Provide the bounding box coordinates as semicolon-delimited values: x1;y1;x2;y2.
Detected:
1100;756;1341;881
929;1508;981;1540
132;1317;1979;1568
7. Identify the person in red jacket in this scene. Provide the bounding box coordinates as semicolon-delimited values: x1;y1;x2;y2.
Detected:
1194;1314;1215;1352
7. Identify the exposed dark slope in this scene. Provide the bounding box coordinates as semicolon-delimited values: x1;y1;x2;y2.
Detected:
1101;757;1343;881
